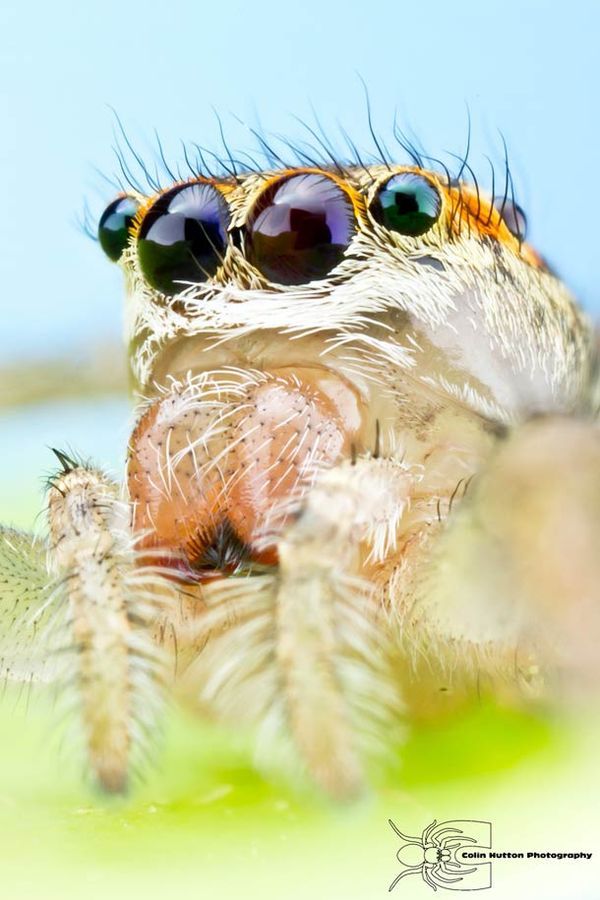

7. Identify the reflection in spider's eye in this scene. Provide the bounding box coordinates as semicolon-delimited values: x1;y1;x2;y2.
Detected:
245;173;355;285
98;196;140;262
137;182;229;294
494;196;527;241
370;172;441;237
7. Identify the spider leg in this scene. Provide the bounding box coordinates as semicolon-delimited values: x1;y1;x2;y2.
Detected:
421;863;439;890
40;457;174;792
441;860;476;875
421;819;439;845
180;456;414;798
390;818;427;846
0;527;63;682
429;864;463;885
428;824;472;849
388;865;423;892
271;457;414;798
440;834;478;847
430;827;465;842
403;416;600;701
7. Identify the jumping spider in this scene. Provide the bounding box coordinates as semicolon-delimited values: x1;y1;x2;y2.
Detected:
1;150;599;798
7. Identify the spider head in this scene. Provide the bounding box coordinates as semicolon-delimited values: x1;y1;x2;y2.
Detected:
98;163;594;420
97;161;597;577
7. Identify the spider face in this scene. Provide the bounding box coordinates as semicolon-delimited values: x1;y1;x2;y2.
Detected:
99;164;596;580
99;164;593;417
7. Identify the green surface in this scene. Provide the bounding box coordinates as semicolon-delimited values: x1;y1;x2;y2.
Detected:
0;690;568;900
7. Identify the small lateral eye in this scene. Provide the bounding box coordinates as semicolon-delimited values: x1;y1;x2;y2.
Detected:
98;195;140;262
245;172;355;285
370;172;441;237
137;182;230;294
493;196;527;241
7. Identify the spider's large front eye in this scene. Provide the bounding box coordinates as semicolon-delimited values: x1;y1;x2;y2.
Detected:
98;196;140;262
370;172;441;237
245;173;355;285
137;182;229;294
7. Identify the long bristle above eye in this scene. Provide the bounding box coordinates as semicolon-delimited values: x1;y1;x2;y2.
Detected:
101;104;519;231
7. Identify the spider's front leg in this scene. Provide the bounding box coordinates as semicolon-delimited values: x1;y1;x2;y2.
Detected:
1;453;173;793
179;453;417;800
264;455;416;798
48;458;167;790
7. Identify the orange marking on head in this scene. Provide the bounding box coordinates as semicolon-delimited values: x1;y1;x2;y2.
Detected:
445;182;544;269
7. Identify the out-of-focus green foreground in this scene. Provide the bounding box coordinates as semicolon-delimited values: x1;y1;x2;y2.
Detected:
0;689;586;900
1;397;599;900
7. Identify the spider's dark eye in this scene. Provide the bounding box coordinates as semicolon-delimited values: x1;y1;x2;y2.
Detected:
245;172;355;285
493;196;527;241
370;172;441;237
98;196;140;262
137;182;229;294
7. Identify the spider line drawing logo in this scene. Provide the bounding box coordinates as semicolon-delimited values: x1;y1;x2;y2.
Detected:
388;818;493;891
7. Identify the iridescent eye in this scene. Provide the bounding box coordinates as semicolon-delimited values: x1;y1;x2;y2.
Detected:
98;195;140;262
137;182;229;294
246;173;355;285
493;196;527;241
370;172;441;236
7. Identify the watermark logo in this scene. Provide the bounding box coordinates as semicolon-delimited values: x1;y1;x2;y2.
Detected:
388;818;493;892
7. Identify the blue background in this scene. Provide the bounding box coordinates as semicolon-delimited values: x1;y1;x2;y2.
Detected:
0;0;597;361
